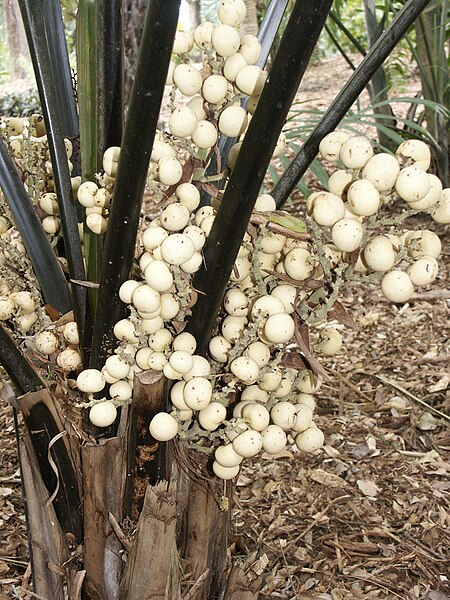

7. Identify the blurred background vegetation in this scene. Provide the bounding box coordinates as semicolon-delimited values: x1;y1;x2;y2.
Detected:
0;0;448;181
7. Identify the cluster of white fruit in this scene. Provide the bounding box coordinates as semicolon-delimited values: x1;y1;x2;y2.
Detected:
73;136;337;478
1;115;76;238
315;134;447;302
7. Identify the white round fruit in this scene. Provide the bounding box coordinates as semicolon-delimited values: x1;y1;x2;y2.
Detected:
56;348;82;372
149;412;179;441
109;380;133;402
183;377;213;410
76;369;106;393
230;356;260;385
173;332;197;354
151;140;177;162
160;203;191;231
396;139;431;170
176;183;201;211
132;285;160;314
319;131;349;162
261;425;287;454
295;427;325;452
173;30;194;55
297;393;316;411
407;256;439;286
331;218;363;253
254;193;276;212
148;351;168;371
363;235;396;272
169;350;194;375
271;284;296;314
89;401;117;427
198;402;227;431
158;156;182;186
34;331;58;355
113;319;139;344
318;328;343;355
77;181;98;208
170;381;189;410
292;404;313;433
405;230;441;259
381;270;415;303
221;315;247;342
235;65;266;96
144;260;173;292
62;321;79;345
241;385;269;404
328;169;353;196
0;297;14;320
283;248;314;280
270;401;297;431
215;444;243;468
232;430;263;458
408;173;442;210
173;64;203;96
209;335;231;362
362;153;400;192
212;461;240;480
297;371;322;394
39;193;59;215
244;341;270;368
194;21;214;48
192;120;218;149
202;74;228;104
311;192;346;227
104;355;130;380
251;295;284;320
223;53;247;82
224;287;249;316
339;136;373;169
395;166;430;203
241;403;270;431
183;355;211;381
160;294;180;320
238;34;262;65
218;105;248;137
430;189;450;224
263;313;295;344
218;0;246;26
142;226;169;252
187;96;207;121
211;24;241;57
347;179;380;216
160;234;195;266
10;292;36;315
168;106;198;138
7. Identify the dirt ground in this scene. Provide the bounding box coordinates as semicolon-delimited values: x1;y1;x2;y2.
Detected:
0;56;449;599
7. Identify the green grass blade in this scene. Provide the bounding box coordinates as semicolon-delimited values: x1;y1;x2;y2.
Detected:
90;0;181;368
0;138;72;314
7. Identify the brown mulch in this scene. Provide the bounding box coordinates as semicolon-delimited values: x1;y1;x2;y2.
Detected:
1;56;449;599
232;221;450;598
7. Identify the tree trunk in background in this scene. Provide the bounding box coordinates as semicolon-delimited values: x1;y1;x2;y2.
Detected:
242;0;258;35
3;0;31;79
122;0;148;108
363;0;396;151
414;0;449;186
185;0;201;31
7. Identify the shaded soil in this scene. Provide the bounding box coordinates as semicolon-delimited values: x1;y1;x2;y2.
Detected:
0;56;449;598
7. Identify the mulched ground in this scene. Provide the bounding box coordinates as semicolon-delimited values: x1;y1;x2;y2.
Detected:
0;56;449;599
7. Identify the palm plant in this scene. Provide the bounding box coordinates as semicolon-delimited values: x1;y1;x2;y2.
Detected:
0;0;442;598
